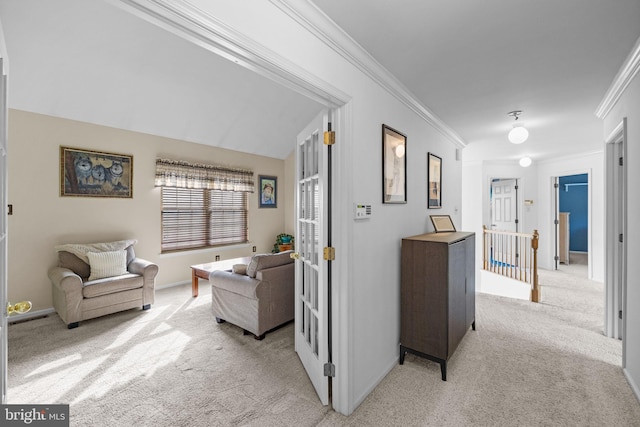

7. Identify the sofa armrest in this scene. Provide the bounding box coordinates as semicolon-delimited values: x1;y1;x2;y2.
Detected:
128;258;159;280
210;270;260;299
48;266;83;325
48;266;83;293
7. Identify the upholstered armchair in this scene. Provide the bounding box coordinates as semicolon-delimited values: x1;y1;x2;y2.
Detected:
210;251;294;340
48;240;158;328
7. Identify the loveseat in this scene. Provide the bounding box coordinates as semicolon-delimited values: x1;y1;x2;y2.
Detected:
210;251;294;340
48;239;158;329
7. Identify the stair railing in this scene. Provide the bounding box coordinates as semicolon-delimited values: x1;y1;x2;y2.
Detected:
482;226;540;302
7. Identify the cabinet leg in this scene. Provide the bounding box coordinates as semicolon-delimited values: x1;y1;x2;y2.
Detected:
472;320;476;331
440;361;447;381
399;345;406;365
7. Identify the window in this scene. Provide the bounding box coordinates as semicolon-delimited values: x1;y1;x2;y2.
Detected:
161;187;248;252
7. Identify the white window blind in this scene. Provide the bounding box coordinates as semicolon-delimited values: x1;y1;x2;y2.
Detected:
161;187;248;252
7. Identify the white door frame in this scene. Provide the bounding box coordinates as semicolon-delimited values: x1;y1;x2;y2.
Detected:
604;119;627;349
0;37;8;404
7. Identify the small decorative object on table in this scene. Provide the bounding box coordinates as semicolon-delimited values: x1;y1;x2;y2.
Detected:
273;233;294;253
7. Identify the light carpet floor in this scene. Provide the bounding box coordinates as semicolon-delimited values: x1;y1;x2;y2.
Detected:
7;267;640;426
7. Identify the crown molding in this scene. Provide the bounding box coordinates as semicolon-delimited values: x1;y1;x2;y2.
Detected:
108;0;350;108
269;0;466;148
595;35;640;119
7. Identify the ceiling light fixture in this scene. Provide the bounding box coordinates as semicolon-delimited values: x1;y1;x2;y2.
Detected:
519;156;532;167
507;110;529;144
395;144;405;158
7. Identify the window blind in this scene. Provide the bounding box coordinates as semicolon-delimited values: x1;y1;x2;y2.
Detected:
161;187;248;252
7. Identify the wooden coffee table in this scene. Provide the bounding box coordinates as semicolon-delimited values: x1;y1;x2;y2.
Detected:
190;256;252;297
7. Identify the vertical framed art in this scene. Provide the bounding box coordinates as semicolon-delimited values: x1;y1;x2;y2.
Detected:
258;175;277;208
427;152;442;208
382;124;407;203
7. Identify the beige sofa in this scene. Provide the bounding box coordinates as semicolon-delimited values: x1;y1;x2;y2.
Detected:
48;240;158;328
210;251;294;340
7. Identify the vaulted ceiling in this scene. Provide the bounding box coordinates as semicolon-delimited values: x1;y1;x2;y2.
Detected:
1;0;639;162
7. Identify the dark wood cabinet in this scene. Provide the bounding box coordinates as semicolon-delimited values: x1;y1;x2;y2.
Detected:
399;231;475;380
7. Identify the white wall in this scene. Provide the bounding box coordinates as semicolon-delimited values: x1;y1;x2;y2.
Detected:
536;152;604;281
602;68;640;399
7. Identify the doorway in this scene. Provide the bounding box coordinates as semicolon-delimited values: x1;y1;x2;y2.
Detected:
555;173;589;278
490;178;519;232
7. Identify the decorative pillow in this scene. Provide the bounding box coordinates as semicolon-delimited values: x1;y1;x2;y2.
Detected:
87;250;128;281
232;264;248;275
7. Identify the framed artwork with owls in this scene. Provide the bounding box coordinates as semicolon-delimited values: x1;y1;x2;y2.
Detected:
60;146;133;198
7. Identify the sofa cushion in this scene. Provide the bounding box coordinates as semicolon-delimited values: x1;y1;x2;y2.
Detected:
59;251;91;279
87;250;128;281
246;251;294;278
82;273;143;298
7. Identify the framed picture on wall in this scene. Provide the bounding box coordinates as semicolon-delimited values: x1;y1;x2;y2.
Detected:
258;175;277;208
427;152;442;209
60;146;133;198
382;124;407;204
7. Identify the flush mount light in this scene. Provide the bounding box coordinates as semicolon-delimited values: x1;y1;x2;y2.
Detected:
519;156;532;167
395;143;405;158
508;110;529;144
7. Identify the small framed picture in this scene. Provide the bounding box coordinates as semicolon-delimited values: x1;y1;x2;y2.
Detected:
258;175;277;208
430;215;456;233
427;152;442;209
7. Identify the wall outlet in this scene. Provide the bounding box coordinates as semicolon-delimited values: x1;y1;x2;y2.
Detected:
215;255;220;261
252;246;257;252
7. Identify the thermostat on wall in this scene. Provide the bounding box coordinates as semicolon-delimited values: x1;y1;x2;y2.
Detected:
354;203;372;219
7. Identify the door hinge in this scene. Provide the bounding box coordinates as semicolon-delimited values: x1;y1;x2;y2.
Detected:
619;157;624;166
515;219;519;224
554;183;559;189
619;310;623;320
324;362;335;377
324;130;335;146
323;246;335;261
554;256;559;261
554;219;559;225
619;234;624;243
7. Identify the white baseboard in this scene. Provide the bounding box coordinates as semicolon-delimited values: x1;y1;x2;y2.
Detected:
7;307;56;324
624;368;640;403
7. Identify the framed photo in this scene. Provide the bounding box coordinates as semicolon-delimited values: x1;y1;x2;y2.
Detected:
382;124;407;204
258;175;277;208
427;152;442;209
430;215;456;233
60;146;133;198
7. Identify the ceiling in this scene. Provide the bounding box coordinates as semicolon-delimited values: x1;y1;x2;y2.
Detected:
313;0;640;162
1;0;639;163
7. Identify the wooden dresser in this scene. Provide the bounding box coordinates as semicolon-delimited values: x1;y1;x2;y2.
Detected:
399;231;476;380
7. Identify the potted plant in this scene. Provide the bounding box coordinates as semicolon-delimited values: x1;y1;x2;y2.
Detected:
273;233;294;253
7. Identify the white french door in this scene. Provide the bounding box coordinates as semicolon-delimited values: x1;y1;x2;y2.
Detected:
1;56;8;404
294;110;330;406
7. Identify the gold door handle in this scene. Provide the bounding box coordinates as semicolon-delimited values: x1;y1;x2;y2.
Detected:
290;252;300;260
7;301;32;316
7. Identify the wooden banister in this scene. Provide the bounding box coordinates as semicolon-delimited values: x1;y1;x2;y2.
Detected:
482;226;540;303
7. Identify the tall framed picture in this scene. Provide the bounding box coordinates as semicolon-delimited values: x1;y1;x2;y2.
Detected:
258;175;277;208
428;152;442;209
60;146;133;198
382;124;407;204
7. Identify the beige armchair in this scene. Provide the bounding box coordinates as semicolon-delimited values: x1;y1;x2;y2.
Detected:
210;251;294;340
48;240;158;328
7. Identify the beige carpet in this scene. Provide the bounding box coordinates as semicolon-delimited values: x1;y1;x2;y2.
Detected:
8;267;640;426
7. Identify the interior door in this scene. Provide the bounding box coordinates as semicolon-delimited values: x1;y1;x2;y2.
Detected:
1;56;8;404
294;110;330;405
491;179;517;232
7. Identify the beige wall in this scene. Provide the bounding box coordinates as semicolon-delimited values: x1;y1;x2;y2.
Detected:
7;109;289;311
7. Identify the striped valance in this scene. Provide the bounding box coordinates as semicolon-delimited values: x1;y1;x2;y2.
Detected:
155;158;255;193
